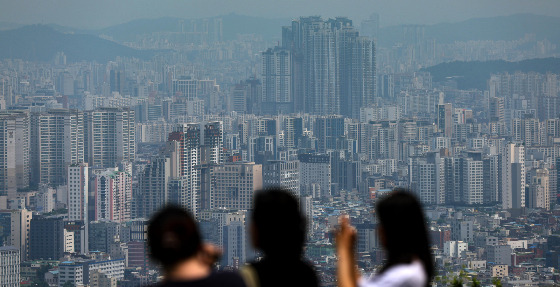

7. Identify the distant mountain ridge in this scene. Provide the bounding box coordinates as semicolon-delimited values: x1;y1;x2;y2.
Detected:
96;17;186;42
219;13;289;41
0;21;22;31
423;57;560;90
0;25;155;62
3;13;558;46
94;13;289;42
379;14;560;47
98;13;560;45
2;14;559;63
20;13;288;43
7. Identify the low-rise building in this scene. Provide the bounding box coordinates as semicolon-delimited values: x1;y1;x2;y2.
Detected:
492;264;508;278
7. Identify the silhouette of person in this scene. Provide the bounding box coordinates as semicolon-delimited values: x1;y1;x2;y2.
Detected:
148;205;246;287
337;189;434;287
241;188;319;287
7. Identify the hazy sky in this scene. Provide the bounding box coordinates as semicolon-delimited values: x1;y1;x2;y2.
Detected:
1;0;560;29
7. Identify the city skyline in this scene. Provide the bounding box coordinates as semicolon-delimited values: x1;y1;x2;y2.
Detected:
0;3;560;286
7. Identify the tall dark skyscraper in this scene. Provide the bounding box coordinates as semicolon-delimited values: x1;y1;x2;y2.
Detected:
29;217;65;260
232;78;262;114
109;69;125;95
284;117;304;148
261;48;291;114
265;16;376;118
314;115;345;153
203;121;224;165
437;103;453;138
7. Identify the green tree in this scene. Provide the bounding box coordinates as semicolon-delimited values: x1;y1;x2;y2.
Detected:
62;281;74;287
492;277;503;287
451;276;463;287
471;276;481;287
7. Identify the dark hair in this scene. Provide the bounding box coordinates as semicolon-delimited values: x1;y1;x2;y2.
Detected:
147;205;202;271
376;189;434;285
252;188;306;259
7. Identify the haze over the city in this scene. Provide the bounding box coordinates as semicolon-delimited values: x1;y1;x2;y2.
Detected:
1;0;560;28
2;0;560;286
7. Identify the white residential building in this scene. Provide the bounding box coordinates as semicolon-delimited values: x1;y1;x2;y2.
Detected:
67;163;89;254
501;143;526;209
30;109;83;186
92;167;132;223
444;241;468;258
0;246;20;287
0;111;30;199
68;163;89;221
85;108;135;168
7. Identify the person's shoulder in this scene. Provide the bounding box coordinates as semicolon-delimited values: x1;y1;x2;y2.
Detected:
156;272;246;287
209;271;246;286
361;261;427;287
250;259;319;287
253;258;316;273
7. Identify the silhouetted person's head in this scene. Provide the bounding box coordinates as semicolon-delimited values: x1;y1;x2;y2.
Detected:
148;205;202;272
376;189;434;284
252;188;306;260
